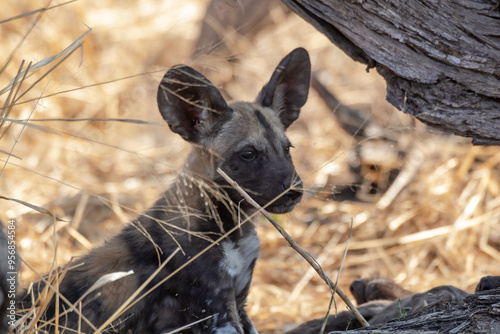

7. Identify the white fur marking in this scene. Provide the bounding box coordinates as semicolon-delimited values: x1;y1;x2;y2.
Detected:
221;231;260;295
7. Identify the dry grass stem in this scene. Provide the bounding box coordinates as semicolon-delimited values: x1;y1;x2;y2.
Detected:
217;168;369;327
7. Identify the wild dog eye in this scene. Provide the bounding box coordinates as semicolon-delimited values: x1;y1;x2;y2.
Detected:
240;148;257;161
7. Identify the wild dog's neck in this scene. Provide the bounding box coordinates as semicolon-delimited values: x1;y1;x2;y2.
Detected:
183;147;218;181
170;148;256;233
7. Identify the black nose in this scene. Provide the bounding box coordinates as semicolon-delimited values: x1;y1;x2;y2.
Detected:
282;179;303;200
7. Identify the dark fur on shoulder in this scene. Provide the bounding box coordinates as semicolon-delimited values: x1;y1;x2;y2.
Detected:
18;48;311;334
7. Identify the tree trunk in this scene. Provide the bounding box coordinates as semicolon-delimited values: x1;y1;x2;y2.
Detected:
282;0;500;145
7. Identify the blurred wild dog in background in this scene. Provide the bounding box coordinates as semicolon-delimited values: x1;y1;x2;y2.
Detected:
18;48;310;333
286;276;500;334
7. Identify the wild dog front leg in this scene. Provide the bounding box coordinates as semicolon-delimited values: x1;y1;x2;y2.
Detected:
211;299;245;334
189;292;245;334
180;268;246;334
239;308;259;334
205;292;258;334
236;281;258;334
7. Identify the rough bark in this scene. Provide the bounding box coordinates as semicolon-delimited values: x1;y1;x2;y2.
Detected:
327;288;500;334
282;0;500;145
285;287;500;334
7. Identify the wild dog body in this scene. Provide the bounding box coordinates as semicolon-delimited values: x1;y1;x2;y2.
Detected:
19;48;311;333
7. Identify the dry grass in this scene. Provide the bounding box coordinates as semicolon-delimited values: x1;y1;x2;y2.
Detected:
2;1;499;333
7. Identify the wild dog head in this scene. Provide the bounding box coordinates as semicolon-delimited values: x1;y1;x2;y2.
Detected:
157;48;310;213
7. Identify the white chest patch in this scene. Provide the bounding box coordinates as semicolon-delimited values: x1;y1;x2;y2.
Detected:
221;230;260;296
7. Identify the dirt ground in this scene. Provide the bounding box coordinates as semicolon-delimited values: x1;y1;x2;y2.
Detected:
1;1;500;333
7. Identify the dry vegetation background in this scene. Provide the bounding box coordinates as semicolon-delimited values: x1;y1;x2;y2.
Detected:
2;0;500;333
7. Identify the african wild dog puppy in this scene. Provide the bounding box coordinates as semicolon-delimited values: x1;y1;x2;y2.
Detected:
18;48;311;333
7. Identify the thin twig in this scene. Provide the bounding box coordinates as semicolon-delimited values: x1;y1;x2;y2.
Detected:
13;68;168;106
0;0;78;24
216;168;370;327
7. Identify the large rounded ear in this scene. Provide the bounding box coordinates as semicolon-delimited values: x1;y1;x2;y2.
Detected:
256;48;311;129
157;65;232;143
